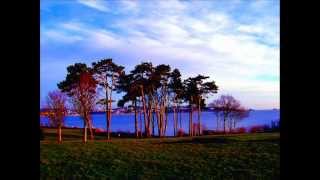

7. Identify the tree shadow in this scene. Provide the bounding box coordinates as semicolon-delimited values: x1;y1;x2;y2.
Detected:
158;137;235;145
156;136;280;145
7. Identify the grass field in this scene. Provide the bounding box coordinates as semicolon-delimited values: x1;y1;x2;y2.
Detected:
40;128;280;179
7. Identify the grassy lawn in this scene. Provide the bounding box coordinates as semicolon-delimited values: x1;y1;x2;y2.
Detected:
40;128;280;179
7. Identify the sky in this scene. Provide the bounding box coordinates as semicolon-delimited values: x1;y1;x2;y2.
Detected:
40;0;279;110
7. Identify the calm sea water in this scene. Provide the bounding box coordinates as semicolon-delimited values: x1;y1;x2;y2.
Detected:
40;110;279;136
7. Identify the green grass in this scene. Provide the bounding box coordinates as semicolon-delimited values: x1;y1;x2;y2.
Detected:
40;128;280;180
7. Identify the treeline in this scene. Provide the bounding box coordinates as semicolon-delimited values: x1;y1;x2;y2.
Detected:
44;58;249;143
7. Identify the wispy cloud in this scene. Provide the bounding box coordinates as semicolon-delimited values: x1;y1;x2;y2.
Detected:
77;0;109;12
41;0;279;109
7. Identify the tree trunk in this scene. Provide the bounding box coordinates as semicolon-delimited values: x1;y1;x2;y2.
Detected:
223;114;226;134
164;107;168;136
139;108;142;138
155;99;161;137
216;113;219;131
134;101;138;138
179;106;182;129
147;98;152;137
173;106;176;136
107;113;111;140
159;107;163;137
140;86;149;137
152;111;155;136
57;125;62;144
189;107;193;137
105;85;109;140
87;115;94;140
198;97;201;136
83;121;87;143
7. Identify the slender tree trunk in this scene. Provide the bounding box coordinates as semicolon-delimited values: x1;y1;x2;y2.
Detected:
107;113;111;140
189;106;193;137
198;97;201;136
175;107;178;135
134;101;138;138
83;121;87;143
87;115;94;140
105;85;109;140
159;107;163;137
57;125;62;144
173;106;176;136
164;107;168;136
223;114;226;134
152;111;155;136
140;86;149;137
107;75;114;140
179;106;182;129
139;106;142;138
147;98;152;137
216;112;220;131
155;99;161;137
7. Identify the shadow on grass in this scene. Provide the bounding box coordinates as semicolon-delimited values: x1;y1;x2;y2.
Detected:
158;137;234;144
158;136;280;145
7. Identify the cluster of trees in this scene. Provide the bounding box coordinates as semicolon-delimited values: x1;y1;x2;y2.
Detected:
210;95;249;133
43;58;249;143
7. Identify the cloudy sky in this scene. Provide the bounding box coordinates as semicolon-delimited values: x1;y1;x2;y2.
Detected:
40;0;279;109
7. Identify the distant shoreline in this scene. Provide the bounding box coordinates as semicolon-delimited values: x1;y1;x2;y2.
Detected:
40;109;279;117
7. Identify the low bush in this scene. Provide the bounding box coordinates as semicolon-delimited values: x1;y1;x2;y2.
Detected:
232;127;246;134
249;125;265;133
177;128;186;137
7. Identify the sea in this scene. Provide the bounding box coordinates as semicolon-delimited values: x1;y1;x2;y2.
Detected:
40;109;280;136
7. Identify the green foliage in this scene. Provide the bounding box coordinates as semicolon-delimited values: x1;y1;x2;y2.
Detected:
57;63;91;95
41;130;279;179
183;74;218;106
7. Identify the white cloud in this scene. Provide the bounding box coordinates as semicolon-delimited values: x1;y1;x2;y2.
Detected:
41;30;83;43
42;0;279;108
120;0;139;13
77;0;109;12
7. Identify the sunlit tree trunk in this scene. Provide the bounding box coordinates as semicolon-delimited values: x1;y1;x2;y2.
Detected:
83;121;87;143
229;117;233;132
134;101;138;138
139;105;142;138
107;74;115;140
155;99;161;137
223;113;227;134
87;115;94;140
173;106;176;136
179;106;182;129
147;97;152;137
140;86;149;137
215;112;219;131
189;106;193;137
198;97;202;136
105;84;109;140
152;111;155;136
57;124;62;144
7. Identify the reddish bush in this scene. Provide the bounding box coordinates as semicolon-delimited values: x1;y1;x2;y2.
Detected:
177;128;185;137
233;127;246;134
95;128;105;133
249;125;264;133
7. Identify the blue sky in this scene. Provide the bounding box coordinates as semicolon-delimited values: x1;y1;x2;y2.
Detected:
40;0;279;109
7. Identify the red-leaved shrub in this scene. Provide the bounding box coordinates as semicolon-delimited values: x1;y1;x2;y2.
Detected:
177;128;185;137
236;127;246;134
249;125;264;133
